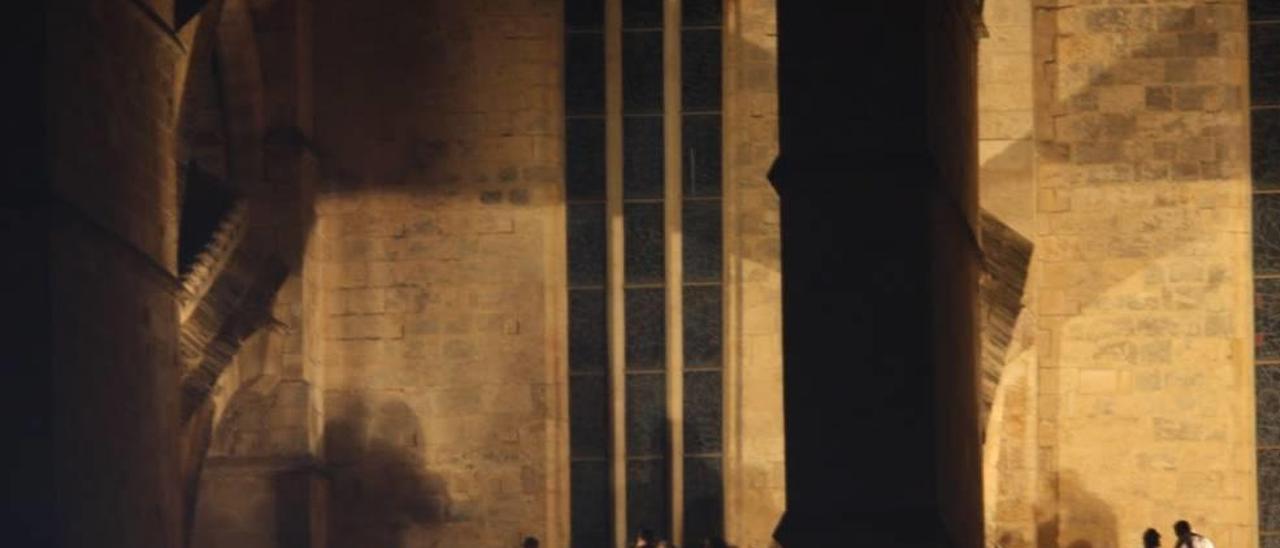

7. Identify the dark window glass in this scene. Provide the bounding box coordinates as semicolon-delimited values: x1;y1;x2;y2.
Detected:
681;29;722;111
683;371;722;454
683;200;723;282
682;115;722;197
1259;279;1280;360
566;0;605;30
623;0;663;29
1255;1;1280;23
1257;194;1280;273
683;457;724;544
1262;449;1280;530
570;289;608;372
571;460;612;547
626;458;668;539
625;116;665;199
571;374;610;458
682;0;723;27
1254;25;1280;106
566;33;606;115
567;117;606;200
1256;110;1280;190
569;203;606;287
626;372;667;456
1260;366;1280;446
625;203;666;284
624;31;664;114
1265;534;1280;548
683;286;722;368
625;287;666;370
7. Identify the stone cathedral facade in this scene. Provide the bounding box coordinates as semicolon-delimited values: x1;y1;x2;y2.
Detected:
26;0;1280;546
180;1;785;547
979;0;1265;547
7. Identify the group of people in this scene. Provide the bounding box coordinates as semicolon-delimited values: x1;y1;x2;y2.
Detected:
1142;520;1215;548
521;530;728;548
526;522;1210;547
631;528;729;548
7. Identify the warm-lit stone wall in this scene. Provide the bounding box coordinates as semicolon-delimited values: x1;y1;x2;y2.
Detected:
304;0;783;546
176;0;782;545
979;0;1040;546
311;1;567;545
981;0;1256;546
725;0;786;545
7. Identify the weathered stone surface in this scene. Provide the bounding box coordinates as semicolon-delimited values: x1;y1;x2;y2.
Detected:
982;0;1254;545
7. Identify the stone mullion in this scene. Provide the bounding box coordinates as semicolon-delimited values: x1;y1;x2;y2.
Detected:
664;0;686;543
605;0;628;546
720;2;742;542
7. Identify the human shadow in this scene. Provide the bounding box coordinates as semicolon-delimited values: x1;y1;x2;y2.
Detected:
1036;472;1119;548
320;395;451;548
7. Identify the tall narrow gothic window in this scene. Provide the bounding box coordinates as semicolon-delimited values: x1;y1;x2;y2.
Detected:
1254;3;1280;545
566;0;723;545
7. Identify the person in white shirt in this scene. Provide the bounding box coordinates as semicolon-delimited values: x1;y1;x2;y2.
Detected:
1172;520;1215;548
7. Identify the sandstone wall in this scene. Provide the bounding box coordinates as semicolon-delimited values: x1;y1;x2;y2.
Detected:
727;0;787;545
981;1;1256;546
312;0;565;544
979;0;1041;545
177;0;786;545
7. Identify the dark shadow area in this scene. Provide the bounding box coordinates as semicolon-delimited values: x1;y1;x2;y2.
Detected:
272;467;322;548
177;163;239;278
771;1;982;545
1035;472;1118;548
322;395;451;548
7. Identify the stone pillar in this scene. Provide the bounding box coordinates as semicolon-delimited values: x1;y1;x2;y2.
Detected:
770;1;982;545
4;1;184;546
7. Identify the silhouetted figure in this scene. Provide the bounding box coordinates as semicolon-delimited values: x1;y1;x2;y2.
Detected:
1172;520;1215;548
522;536;539;548
634;528;657;547
1143;528;1161;547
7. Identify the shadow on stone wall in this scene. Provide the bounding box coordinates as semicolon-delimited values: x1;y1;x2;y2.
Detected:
272;467;320;548
322;395;451;547
1035;472;1118;548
